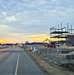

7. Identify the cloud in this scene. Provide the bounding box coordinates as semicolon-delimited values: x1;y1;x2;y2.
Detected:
8;33;25;37
1;12;17;23
5;16;16;21
52;0;56;2
0;25;18;38
24;34;49;38
2;12;7;16
22;34;65;42
20;34;50;42
0;33;65;43
0;0;74;43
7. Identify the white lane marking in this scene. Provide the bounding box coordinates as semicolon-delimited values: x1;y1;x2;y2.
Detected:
14;53;20;75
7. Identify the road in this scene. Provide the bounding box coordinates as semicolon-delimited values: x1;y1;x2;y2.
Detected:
0;47;46;75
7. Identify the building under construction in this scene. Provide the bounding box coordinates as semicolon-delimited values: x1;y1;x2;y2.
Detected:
50;23;74;45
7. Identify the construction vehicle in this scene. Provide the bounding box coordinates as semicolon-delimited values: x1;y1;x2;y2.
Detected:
43;38;56;48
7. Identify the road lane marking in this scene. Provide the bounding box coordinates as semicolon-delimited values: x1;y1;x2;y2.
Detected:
14;53;20;75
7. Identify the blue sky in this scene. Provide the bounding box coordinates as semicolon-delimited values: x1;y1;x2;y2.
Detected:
0;0;74;43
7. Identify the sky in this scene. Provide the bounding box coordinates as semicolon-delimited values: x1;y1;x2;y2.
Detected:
0;0;74;43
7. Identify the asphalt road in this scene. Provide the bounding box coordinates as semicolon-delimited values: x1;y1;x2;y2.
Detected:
0;47;46;75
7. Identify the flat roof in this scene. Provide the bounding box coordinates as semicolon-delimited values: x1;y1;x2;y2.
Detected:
50;31;68;34
51;35;67;38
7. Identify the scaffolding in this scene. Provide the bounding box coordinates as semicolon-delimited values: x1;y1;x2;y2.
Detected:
50;23;74;45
